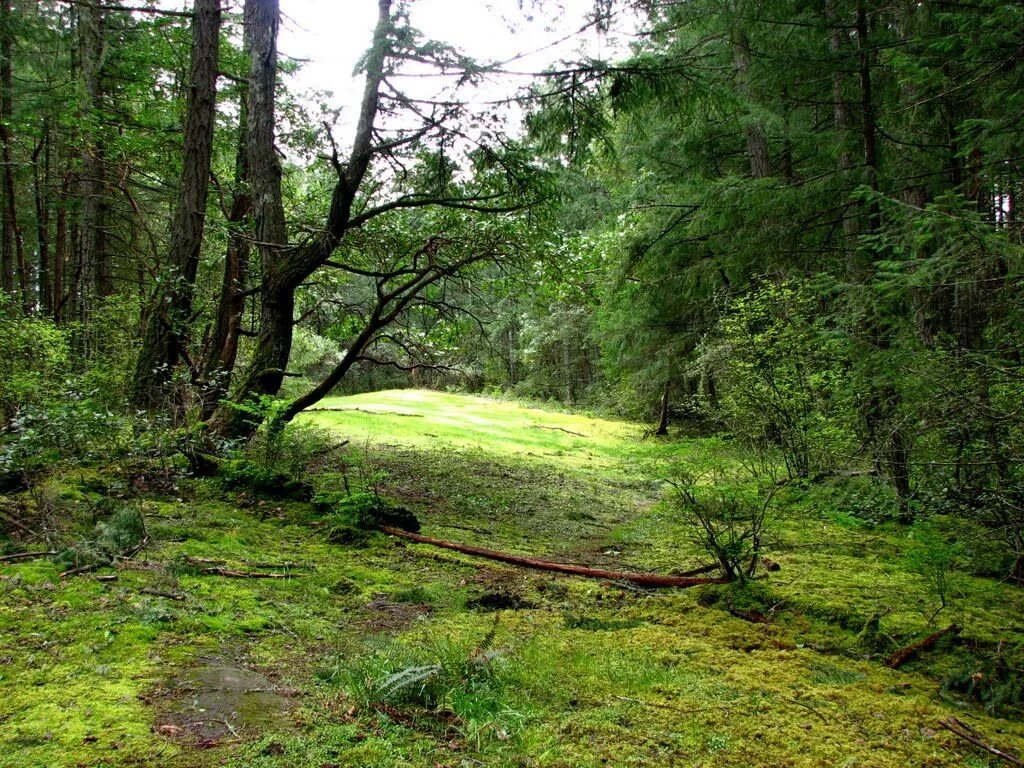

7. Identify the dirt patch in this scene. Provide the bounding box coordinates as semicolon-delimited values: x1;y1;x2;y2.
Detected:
153;657;293;747
361;593;431;632
466;590;537;611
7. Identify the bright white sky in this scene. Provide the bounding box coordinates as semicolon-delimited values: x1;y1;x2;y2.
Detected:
277;0;631;128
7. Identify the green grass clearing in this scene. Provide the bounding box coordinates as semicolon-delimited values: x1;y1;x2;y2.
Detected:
2;389;1022;767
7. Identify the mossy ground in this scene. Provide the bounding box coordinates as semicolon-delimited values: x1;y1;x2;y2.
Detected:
2;389;1023;767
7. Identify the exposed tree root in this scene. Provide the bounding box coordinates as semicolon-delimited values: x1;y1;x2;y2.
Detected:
940;717;1024;766
886;623;961;668
381;527;730;588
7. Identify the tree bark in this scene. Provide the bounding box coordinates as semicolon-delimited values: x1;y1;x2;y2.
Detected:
733;30;771;179
131;0;221;408
53;170;69;323
0;0;27;309
76;2;110;329
212;0;394;437
200;90;251;417
655;379;670;436
32;125;51;315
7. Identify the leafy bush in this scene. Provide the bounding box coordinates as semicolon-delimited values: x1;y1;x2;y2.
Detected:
218;458;312;500
0;304;71;422
707;280;856;479
906;521;961;625
311;489;420;544
668;470;778;582
0;395;135;476
56;505;146;572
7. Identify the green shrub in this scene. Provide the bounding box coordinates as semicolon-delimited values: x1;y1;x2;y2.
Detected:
319;631;527;746
943;645;1024;717
56;505;146;572
906;521;961;625
218;458;312;500
312;490;420;533
0;396;135;476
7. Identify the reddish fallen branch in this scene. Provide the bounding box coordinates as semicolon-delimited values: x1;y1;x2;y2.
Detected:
887;623;961;668
381;527;729;588
940;717;1024;766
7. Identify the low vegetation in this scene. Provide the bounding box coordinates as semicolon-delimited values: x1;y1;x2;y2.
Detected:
3;390;1023;767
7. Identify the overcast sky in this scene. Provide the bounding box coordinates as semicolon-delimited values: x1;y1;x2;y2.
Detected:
277;0;631;125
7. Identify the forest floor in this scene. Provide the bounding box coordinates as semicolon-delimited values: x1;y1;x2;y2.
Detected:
2;389;1024;767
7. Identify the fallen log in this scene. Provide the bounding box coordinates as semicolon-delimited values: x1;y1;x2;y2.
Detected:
887;623;961;668
381;527;730;588
940;717;1024;767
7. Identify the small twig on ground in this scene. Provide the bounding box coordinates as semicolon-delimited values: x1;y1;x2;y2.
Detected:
220;718;240;739
140;587;186;601
199;567;296;579
304;406;423;417
383;526;730;588
940;717;1024;766
60;563;101;579
532;424;588;437
789;697;830;723
0;550;56;563
0;509;37;537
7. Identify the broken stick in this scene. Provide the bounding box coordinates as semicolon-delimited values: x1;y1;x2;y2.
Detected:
940;717;1024;767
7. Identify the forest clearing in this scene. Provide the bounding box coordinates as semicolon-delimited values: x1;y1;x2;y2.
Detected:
1;390;1022;768
2;0;1023;765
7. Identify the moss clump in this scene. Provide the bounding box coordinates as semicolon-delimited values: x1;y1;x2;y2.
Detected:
218;458;312;500
313;490;420;535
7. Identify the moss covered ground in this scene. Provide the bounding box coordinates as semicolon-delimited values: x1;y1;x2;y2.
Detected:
2;389;1023;767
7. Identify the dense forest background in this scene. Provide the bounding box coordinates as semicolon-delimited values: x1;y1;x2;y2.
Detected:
0;0;1022;580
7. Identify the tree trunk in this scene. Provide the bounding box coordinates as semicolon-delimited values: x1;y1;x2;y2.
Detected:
240;0;289;395
131;0;221;408
32;126;51;315
53;170;68;323
211;0;394;437
733;30;771;179
655;379;670;436
0;0;27;309
200;92;251;417
76;3;109;329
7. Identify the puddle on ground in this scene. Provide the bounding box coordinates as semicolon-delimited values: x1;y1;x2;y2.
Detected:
155;657;292;746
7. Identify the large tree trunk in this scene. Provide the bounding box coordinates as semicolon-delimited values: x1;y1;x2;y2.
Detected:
53;170;69;323
654;379;670;436
200;94;251;417
241;0;289;396
211;0;394;437
131;0;221;408
0;0;26;309
732;29;770;179
76;3;109;330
